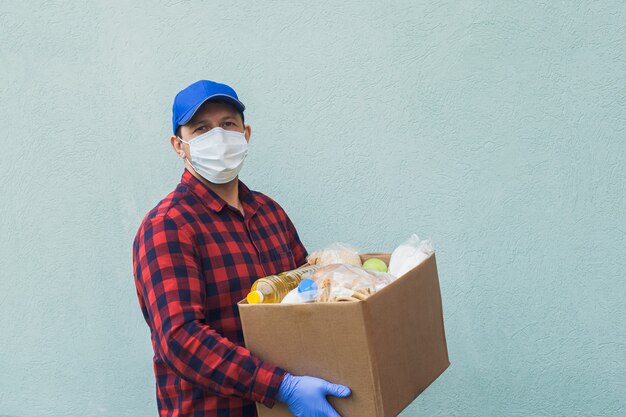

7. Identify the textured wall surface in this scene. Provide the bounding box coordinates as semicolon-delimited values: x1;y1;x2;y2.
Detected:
1;1;625;416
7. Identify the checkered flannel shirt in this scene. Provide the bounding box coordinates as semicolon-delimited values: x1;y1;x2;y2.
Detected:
132;169;308;417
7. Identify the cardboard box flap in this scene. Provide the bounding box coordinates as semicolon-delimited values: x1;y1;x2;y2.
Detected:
362;253;450;416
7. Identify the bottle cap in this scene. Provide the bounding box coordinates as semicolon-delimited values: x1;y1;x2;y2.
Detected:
298;279;318;302
246;290;264;304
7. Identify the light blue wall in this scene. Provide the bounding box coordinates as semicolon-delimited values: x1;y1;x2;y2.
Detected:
1;1;624;416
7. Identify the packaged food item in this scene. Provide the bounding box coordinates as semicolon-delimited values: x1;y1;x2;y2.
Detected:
306;242;362;267
388;234;434;278
312;263;374;302
309;263;395;302
246;264;319;304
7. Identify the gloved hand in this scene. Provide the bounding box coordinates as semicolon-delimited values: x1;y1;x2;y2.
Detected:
277;373;351;417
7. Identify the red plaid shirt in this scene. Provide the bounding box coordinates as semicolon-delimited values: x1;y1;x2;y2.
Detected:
132;169;308;417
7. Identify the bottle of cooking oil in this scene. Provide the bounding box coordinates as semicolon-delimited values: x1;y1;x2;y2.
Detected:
246;264;319;304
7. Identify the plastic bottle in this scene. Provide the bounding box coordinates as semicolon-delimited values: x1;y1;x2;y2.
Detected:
246;264;319;304
297;278;319;302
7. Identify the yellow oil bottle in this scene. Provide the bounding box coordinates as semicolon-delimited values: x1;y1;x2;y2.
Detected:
246;264;319;304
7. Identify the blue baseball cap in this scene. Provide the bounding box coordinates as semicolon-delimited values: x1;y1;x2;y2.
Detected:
172;80;246;134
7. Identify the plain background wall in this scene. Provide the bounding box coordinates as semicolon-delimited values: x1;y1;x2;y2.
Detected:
1;1;625;416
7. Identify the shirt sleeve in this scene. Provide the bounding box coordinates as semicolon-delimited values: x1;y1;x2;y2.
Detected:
284;213;309;266
133;214;286;408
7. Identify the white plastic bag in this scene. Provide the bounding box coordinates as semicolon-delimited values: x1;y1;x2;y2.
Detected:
388;234;434;278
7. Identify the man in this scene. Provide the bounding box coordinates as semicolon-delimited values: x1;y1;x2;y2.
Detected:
132;80;350;417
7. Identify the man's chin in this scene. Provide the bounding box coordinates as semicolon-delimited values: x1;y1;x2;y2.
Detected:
184;164;240;186
210;174;239;186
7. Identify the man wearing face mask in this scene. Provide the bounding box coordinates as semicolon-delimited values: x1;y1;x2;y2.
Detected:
132;80;351;417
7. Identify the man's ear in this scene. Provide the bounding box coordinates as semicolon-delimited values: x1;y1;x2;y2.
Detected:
170;135;186;159
244;124;251;143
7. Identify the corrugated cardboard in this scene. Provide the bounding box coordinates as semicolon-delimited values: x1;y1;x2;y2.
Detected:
238;252;449;417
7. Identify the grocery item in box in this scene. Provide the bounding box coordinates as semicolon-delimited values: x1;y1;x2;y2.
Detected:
306;242;362;267
388;234;434;277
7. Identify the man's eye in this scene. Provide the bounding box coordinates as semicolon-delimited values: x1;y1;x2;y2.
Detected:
194;126;208;132
222;122;235;127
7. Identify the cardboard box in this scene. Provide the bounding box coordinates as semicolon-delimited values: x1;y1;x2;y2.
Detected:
238;252;449;417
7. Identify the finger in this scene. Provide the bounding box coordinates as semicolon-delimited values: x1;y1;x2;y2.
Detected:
324;382;351;398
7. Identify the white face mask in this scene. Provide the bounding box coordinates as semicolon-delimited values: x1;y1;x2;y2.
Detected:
178;127;249;184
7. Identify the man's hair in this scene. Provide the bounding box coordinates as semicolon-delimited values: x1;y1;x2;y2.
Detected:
175;100;245;139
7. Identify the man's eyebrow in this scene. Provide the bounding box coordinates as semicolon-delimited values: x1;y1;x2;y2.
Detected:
187;114;238;127
187;118;208;127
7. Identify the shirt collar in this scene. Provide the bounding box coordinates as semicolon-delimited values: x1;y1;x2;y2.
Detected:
180;169;261;216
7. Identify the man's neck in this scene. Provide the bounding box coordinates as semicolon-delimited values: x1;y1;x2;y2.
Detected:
186;166;243;215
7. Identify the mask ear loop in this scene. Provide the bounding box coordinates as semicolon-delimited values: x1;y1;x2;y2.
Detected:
177;136;194;168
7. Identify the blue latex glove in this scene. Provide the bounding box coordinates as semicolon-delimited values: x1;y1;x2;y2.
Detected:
277;373;351;417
